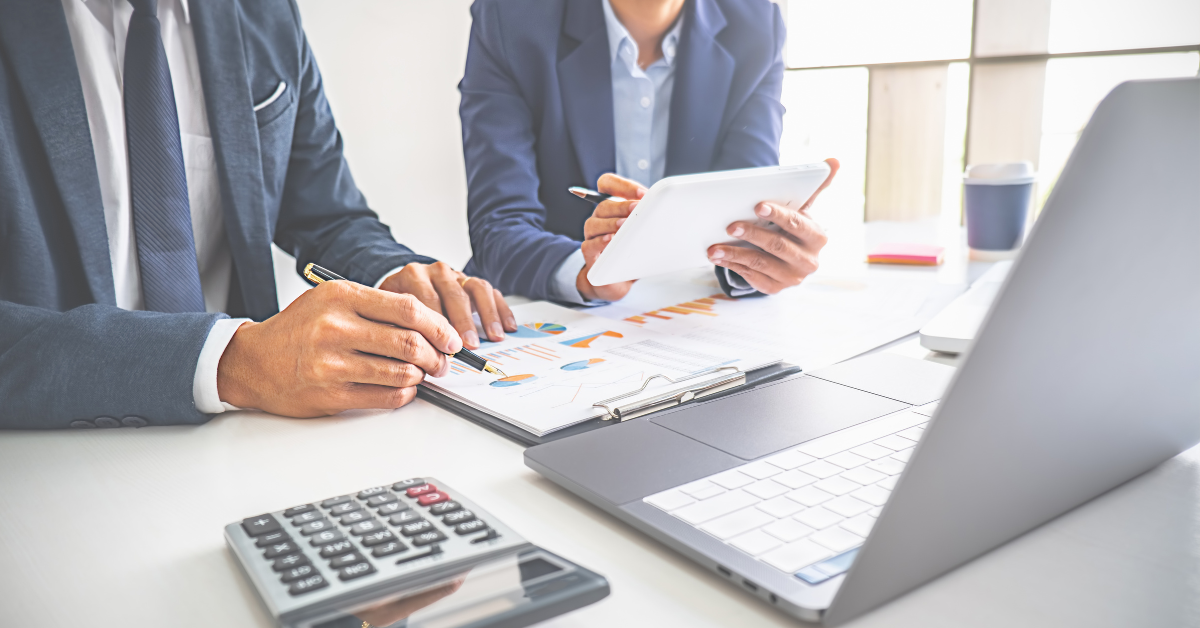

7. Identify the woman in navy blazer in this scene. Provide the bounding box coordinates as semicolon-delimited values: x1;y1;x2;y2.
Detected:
459;0;837;303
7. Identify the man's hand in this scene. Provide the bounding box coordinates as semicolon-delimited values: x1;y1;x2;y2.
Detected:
216;281;461;417
379;262;517;349
577;173;647;302
708;158;839;294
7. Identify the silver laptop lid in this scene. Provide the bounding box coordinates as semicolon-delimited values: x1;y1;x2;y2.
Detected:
827;77;1200;625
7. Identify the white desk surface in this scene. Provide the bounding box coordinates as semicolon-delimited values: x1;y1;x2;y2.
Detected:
3;221;1197;627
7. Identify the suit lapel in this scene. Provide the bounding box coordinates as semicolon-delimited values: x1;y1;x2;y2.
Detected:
557;0;616;189
0;0;116;306
665;0;734;176
190;0;277;319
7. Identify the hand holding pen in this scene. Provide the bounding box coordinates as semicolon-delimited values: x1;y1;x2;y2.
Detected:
304;264;507;377
216;272;466;418
570;173;647;302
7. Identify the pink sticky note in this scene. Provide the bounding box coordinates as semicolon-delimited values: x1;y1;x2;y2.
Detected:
867;243;945;266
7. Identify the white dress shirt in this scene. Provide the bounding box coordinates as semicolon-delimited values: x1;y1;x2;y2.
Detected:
61;0;245;414
550;2;752;303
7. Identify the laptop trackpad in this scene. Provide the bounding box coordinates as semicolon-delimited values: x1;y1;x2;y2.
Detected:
651;375;908;460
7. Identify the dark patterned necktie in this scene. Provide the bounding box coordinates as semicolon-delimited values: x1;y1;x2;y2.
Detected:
123;0;206;312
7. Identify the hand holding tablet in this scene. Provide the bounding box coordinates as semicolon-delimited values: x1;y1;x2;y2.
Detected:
576;174;648;302
581;159;838;296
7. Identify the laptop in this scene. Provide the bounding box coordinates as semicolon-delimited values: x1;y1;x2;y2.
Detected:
524;76;1200;625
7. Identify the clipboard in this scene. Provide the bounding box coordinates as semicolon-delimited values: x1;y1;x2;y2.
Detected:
417;362;803;447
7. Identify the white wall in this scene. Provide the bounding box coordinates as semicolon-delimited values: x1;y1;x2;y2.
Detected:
275;0;475;308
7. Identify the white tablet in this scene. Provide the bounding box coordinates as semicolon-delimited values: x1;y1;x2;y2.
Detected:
587;163;831;285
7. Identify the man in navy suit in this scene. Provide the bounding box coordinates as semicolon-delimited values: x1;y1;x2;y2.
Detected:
0;0;518;429
460;0;838;304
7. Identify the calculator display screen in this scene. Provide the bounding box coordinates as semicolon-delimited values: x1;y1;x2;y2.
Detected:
303;550;568;628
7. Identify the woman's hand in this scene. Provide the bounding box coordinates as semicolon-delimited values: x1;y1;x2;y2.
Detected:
576;173;647;302
708;158;839;294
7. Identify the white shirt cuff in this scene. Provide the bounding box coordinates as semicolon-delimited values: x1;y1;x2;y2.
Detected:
723;267;759;297
194;317;251;414
374;266;408;289
551;249;609;306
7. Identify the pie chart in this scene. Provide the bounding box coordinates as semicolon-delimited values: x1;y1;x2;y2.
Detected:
489;374;539;388
511;322;567;338
559;330;623;348
561;358;606;371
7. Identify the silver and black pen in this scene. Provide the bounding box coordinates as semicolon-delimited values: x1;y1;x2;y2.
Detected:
568;186;626;205
302;263;507;377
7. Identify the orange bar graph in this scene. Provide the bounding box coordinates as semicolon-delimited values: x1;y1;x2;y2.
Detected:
643;311;673;320
514;347;555;360
624;315;647;324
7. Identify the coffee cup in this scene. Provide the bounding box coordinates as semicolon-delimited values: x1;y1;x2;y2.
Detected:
963;162;1036;256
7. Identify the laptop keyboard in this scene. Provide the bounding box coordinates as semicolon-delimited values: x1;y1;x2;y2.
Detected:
643;406;933;585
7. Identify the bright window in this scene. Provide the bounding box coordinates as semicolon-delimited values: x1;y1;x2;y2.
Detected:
1049;0;1200;54
778;0;1199;224
1037;52;1200;209
779;67;869;222
786;0;974;68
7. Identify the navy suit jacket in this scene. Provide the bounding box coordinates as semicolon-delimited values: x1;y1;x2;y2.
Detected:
0;0;434;429
460;0;785;301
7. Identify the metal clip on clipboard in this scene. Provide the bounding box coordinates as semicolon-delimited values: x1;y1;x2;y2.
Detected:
592;366;746;422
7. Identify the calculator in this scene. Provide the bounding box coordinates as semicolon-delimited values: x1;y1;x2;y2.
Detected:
225;477;608;628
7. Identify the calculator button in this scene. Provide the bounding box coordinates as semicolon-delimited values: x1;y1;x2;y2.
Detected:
338;561;377;581
328;501;361;516
328;552;365;569
339;511;371;525
320;495;353;508
399;520;434;536
283;504;315;517
308;529;345;547
429;501;461;515
405;484;437;498
395;545;443;565
366;493;398;507
288;574;328;596
361;530;398;547
272;554;311;571
455;520;489;535
470;529;502;543
263;541;300;559
241;514;282;537
441;510;475;525
349;520;383;535
388;511;423;526
255;531;291;548
318;540;356;558
290;511;323;525
417;492;450;507
411;530;447;547
280;564;318;583
377;502;410;515
392;478;425;491
358;487;388;499
372;541;407;558
299;520;333;535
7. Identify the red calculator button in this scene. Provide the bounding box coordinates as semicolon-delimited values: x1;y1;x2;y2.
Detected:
406;484;436;497
417;492;450;506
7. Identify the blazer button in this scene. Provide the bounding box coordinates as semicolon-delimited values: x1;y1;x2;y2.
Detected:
121;416;148;428
94;416;120;428
69;420;95;429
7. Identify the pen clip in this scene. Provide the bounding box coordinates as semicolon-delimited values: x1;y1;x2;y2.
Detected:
302;263;324;285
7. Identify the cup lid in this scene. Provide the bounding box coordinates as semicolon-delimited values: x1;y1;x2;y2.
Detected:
964;161;1036;185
